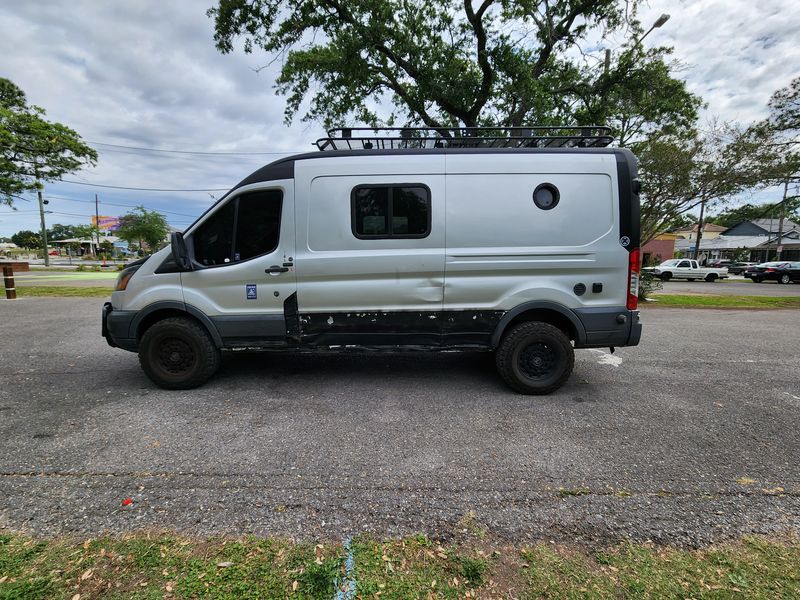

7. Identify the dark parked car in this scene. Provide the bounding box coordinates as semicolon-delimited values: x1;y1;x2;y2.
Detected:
748;261;800;284
706;259;731;269
727;261;756;275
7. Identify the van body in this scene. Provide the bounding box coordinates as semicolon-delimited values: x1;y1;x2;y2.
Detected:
103;134;642;394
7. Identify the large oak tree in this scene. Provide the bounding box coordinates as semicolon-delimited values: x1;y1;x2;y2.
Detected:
209;0;700;143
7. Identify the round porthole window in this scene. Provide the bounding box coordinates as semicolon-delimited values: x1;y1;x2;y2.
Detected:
533;183;559;210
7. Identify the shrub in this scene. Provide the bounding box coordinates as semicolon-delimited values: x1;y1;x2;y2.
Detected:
76;264;87;272
639;270;662;300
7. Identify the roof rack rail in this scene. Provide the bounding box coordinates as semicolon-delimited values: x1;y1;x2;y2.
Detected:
314;126;614;151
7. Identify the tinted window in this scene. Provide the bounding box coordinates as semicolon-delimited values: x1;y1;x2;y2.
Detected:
235;190;282;261
352;185;430;238
193;201;235;266
191;190;282;266
352;187;389;235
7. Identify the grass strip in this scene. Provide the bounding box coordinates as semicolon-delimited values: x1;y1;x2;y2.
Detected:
14;286;112;298
1;533;798;599
647;294;800;309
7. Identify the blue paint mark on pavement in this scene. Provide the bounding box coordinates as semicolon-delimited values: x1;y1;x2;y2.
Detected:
334;538;356;600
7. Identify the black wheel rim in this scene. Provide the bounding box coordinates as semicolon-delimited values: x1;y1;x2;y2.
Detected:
156;337;196;375
518;342;558;380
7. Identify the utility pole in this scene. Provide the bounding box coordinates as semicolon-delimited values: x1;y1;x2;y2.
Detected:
94;193;100;257
776;179;788;260
37;189;50;267
693;197;706;263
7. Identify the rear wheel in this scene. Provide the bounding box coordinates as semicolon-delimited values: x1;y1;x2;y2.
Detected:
495;321;574;395
779;274;790;284
705;273;717;282
139;317;221;389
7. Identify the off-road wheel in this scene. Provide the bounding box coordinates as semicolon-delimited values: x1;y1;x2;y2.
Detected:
495;321;574;395
139;317;221;389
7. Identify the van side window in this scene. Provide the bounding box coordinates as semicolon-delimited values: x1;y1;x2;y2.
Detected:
351;184;430;239
193;201;235;266
191;189;282;266
235;191;282;261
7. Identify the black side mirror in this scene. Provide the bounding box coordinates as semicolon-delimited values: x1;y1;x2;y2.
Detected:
170;232;193;271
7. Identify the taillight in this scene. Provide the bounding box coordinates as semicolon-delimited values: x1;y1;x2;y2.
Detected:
766;268;774;273
627;248;640;310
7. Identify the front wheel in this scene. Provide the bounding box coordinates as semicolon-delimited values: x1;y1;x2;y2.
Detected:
139;317;221;389
495;321;574;395
660;272;672;281
753;277;763;283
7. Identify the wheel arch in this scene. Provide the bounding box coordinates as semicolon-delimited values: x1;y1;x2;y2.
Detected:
491;301;586;349
131;301;223;348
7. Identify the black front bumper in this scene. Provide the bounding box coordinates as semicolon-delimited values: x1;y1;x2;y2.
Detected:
102;302;138;352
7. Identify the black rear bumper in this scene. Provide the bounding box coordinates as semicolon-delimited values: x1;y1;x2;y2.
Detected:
102;302;138;352
574;307;641;348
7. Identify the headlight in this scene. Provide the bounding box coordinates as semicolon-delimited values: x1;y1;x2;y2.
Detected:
115;264;142;291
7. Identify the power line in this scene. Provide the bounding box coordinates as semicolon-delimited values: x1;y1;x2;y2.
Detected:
88;141;305;156
58;179;229;192
44;195;201;218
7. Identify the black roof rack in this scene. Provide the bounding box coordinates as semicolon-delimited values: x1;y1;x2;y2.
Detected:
315;126;614;151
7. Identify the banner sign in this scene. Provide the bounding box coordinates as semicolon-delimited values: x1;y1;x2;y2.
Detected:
92;215;120;231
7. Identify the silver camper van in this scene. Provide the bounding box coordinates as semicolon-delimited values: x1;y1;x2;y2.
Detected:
102;127;642;394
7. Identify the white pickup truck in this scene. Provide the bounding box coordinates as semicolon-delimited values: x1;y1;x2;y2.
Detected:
644;259;729;282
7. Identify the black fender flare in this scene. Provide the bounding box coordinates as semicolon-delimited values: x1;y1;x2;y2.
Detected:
490;301;586;348
128;301;224;348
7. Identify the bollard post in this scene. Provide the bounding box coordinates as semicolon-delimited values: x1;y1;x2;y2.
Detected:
3;266;16;300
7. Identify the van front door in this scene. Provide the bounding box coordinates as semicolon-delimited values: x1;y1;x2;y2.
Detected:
181;183;296;346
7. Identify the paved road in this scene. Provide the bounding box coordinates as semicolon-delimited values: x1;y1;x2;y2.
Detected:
13;270;117;287
656;278;800;297
1;299;799;547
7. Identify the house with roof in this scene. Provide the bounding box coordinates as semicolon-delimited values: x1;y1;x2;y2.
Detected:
722;218;800;237
674;218;800;262
672;222;727;241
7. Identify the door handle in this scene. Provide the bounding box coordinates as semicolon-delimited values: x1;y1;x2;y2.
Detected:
266;265;289;274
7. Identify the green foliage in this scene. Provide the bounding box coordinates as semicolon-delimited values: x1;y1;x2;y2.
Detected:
46;223;77;241
708;199;800;229
638;270;662;300
208;0;700;141
10;229;40;249
0;78;97;206
634;126;775;244
117;205;170;254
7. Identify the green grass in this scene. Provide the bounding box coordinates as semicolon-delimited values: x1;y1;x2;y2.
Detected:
14;286;112;298
647;294;800;309
1;533;798;599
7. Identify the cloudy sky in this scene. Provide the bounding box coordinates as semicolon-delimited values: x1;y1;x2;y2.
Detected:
1;0;797;237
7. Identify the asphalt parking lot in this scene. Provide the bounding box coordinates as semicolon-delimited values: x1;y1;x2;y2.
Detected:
1;299;799;547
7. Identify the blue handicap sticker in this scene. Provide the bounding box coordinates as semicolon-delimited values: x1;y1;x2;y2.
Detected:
246;284;257;300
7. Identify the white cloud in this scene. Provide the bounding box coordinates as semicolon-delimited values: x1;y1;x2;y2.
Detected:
1;0;798;235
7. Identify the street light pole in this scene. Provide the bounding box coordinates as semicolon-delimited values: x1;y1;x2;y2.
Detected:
640;13;670;43
37;189;50;267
